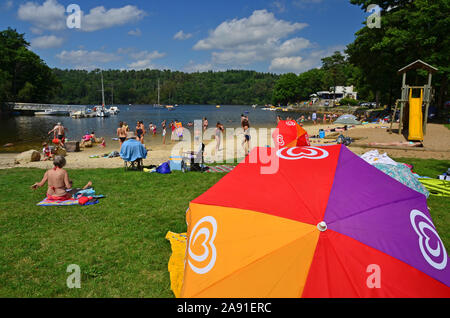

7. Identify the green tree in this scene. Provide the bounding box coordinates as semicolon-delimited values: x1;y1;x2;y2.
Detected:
0;28;60;103
347;0;450;110
272;73;299;105
321;51;350;104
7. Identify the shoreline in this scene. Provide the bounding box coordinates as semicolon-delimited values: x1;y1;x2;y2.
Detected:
1;122;449;169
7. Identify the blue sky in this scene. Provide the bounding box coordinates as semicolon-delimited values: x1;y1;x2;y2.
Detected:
0;0;369;74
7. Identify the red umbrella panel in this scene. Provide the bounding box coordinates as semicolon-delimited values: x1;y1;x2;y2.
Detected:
272;120;310;148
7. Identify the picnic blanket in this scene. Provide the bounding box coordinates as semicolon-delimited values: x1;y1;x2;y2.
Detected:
373;163;430;198
165;231;187;298
205;165;235;173
37;188;104;206
361;149;398;165
37;197;99;206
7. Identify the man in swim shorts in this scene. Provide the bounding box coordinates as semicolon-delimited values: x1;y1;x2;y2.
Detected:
48;122;67;147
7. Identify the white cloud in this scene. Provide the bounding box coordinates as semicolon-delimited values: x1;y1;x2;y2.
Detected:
194;10;306;51
129;50;165;61
30;35;64;49
184;61;215;73
192;10;311;69
56;50;120;68
269;56;310;73
18;1;146;33
128;28;142;36
30;27;43;35
269;45;346;73
18;0;66;31
174;30;192;40
124;49;166;70
208;36;311;66
127;59;155;70
278;37;312;57
81;5;146;32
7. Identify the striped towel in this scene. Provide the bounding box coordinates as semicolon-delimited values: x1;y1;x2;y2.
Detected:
205;165;235;173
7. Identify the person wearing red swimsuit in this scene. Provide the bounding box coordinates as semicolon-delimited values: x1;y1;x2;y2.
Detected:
31;156;92;201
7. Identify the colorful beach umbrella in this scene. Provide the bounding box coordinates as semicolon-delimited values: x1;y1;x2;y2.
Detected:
334;114;361;125
272;120;310;148
181;145;449;297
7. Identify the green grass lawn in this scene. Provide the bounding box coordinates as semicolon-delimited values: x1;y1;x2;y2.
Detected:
0;157;448;297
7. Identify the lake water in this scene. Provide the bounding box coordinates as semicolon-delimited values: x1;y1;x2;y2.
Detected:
0;104;310;152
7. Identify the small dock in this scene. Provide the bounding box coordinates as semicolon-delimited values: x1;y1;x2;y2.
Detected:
7;102;88;115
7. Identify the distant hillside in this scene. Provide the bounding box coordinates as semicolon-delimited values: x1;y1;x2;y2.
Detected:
50;68;279;105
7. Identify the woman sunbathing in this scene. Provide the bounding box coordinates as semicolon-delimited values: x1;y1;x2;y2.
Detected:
325;125;352;132
31;156;92;200
368;141;423;147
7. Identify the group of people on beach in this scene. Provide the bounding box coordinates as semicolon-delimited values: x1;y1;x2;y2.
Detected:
117;119;189;149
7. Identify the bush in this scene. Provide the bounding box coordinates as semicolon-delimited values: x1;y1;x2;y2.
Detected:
339;97;359;106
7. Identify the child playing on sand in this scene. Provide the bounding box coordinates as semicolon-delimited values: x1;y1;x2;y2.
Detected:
42;142;52;161
99;137;106;148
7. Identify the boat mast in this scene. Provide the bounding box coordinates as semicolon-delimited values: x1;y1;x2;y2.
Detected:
157;79;160;106
101;70;105;108
111;83;114;106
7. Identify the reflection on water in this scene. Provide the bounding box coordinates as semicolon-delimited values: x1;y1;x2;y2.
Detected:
0;104;309;152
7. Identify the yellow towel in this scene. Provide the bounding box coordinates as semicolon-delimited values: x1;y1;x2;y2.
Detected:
165;231;187;297
418;179;450;197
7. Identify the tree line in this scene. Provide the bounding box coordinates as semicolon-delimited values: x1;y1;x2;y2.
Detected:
50;68;279;106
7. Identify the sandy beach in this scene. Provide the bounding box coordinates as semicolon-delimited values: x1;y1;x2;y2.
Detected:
1;122;449;170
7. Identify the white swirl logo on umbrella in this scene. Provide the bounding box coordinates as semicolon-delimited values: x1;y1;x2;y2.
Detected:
188;216;218;274
410;209;447;270
286;120;297;126
276;146;329;160
276;135;285;146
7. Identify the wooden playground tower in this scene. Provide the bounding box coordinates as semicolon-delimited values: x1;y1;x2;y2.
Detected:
390;60;438;140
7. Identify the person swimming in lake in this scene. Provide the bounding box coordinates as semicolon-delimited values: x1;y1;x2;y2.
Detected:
31;155;92;200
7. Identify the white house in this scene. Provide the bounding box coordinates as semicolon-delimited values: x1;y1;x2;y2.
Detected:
316;86;358;100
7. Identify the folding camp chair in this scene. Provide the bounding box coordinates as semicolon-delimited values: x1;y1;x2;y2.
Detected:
120;137;147;172
124;158;144;171
182;143;206;172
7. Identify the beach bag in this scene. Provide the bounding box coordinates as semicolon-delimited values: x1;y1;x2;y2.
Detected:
319;129;325;139
156;161;171;174
336;134;353;146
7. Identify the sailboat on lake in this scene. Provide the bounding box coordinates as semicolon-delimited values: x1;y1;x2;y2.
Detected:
96;70;110;117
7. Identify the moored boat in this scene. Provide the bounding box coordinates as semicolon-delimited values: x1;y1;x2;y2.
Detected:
35;109;70;116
